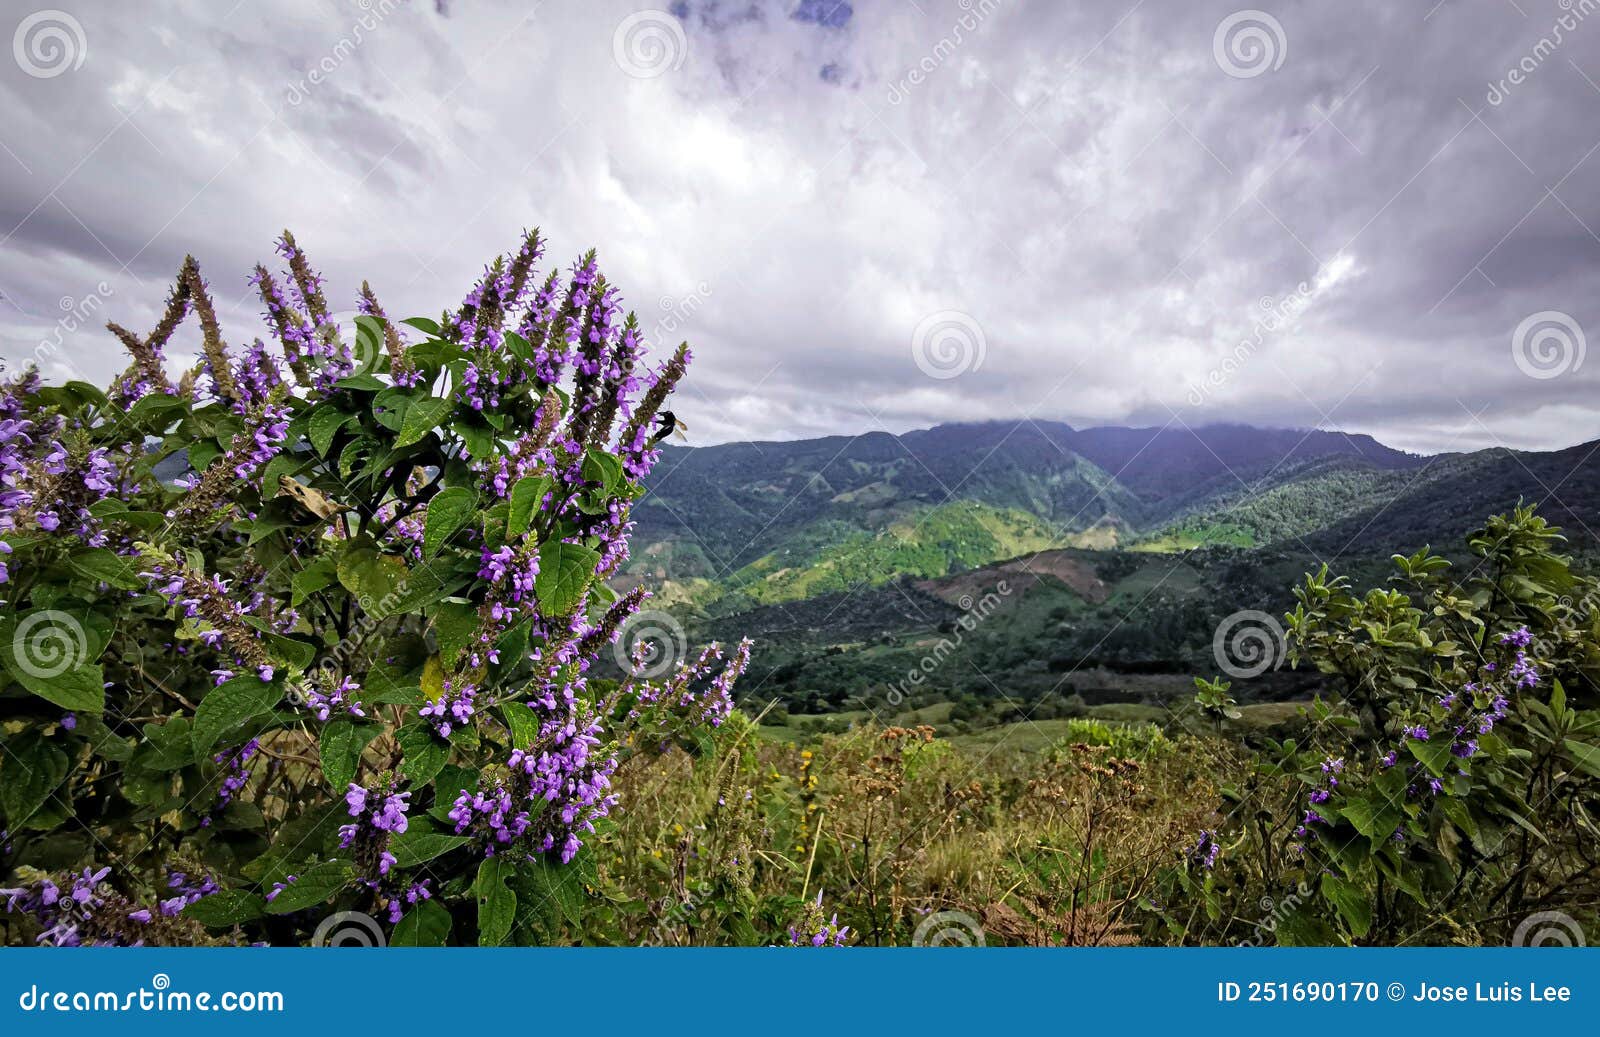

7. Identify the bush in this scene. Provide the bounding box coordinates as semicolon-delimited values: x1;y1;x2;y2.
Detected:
1161;506;1600;945
0;229;750;946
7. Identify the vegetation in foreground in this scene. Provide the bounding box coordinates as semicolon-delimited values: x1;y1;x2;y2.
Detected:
601;506;1600;946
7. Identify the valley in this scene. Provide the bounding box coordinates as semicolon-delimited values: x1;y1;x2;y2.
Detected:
620;420;1600;731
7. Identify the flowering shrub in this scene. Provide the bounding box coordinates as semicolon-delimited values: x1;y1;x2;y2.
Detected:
0;228;750;946
1162;506;1600;944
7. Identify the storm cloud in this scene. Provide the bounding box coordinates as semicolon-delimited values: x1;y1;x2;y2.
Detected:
1;0;1598;454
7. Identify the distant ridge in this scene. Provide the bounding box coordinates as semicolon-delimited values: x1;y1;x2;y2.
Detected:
626;420;1597;612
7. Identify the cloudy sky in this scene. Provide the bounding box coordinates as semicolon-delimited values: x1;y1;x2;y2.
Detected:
1;0;1597;454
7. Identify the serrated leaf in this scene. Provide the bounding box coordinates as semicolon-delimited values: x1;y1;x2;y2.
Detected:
395;396;454;448
1407;736;1454;778
397;724;448;785
0;732;70;828
337;542;410;613
0;611;106;713
320;719;379;791
432;600;481;668
500;702;537;750
424;486;477;558
263;861;354;914
192;676;283;756
391;899;451;946
389;827;470;868
507;476;552;537
581;448;623;495
1318;873;1371;940
1564;737;1600;779
1334;795;1402;842
308;406;355;456
535;540;599;618
476;857;516;947
67;548;142;590
291;556;339;606
184;890;265;928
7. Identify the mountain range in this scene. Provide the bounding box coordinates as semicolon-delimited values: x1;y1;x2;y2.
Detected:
614;420;1600;724
623;420;1600;614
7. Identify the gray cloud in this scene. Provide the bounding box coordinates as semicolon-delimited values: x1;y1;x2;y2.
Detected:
1;0;1597;455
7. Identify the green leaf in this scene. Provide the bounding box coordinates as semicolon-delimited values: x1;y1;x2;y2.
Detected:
1407;736;1455;778
510;856;586;935
397;724;449;786
476;857;517;947
337;541;411;612
1335;795;1402;842
258;452;307;494
1564;738;1600;780
581;448;623;495
291;556;339;606
335;373;387;392
391;899;452;946
308;406;355;456
535;540;600;618
400;316;441;335
192;676;283;755
395;396;454;448
424;486;477;558
68;547;142;590
135;718;194;771
0;732;70;829
372;387;420;432
501;702;537;750
389;827;470;868
188;439;222;472
507;476;552;537
319;719;379;791
432;600;481;668
0;612;106;712
1319;873;1372;939
63;380;110;408
453;418;497;461
126;392;188;433
184;890;265;928
262;631;317;671
383;565;463;616
263;861;354;914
